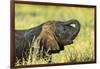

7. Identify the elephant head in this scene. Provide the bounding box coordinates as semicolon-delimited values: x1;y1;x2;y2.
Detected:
36;19;80;54
55;19;80;47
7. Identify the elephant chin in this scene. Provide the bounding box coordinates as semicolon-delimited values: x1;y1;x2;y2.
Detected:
67;39;73;45
62;39;73;45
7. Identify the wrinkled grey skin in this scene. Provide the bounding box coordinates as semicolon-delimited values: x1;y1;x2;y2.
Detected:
15;19;80;61
55;19;80;51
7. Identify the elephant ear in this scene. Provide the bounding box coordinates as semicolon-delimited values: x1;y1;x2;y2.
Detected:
45;31;60;51
37;21;60;52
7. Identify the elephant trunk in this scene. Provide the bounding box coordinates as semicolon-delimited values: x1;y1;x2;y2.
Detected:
65;19;80;40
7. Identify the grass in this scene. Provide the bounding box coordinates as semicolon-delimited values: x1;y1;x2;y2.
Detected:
15;4;95;66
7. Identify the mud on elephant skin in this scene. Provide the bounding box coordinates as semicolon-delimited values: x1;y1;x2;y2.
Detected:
15;19;80;61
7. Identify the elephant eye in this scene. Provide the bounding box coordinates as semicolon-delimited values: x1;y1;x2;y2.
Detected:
63;26;66;31
63;28;66;30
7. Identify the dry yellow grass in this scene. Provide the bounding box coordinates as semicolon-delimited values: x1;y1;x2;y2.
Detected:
15;3;95;66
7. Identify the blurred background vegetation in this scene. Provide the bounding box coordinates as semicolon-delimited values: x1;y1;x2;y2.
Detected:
15;3;95;66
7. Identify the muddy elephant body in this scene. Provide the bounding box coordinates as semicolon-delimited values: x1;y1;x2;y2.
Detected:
15;19;80;60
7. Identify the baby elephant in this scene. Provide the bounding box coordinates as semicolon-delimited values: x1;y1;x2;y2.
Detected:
15;19;80;62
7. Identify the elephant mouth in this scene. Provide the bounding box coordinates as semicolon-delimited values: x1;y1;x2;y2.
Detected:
67;39;73;44
63;38;74;45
